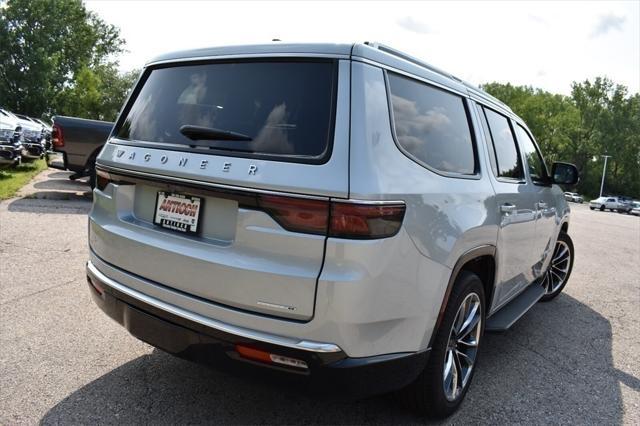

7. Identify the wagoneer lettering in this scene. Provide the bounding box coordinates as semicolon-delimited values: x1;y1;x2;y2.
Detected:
88;42;578;419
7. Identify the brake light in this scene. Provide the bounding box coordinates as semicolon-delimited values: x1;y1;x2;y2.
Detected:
330;202;406;239
96;169;111;191
258;195;329;235
95;169;132;191
52;123;63;148
255;195;405;239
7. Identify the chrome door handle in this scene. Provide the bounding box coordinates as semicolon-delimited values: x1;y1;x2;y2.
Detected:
536;202;548;209
500;203;516;214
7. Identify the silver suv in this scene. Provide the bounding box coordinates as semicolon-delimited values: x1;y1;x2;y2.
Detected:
87;43;579;418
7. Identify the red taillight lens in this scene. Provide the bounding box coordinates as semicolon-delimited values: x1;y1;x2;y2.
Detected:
96;169;111;191
258;195;329;235
52;123;64;148
330;202;406;239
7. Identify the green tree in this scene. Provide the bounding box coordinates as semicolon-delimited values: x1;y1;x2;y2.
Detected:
0;0;124;116
56;64;139;121
483;78;639;199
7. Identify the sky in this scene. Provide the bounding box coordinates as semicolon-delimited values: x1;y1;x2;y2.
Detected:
86;0;640;95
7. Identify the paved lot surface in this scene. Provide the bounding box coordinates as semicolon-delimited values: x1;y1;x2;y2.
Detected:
1;168;639;425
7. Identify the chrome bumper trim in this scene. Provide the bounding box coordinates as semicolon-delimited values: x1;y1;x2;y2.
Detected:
86;260;342;354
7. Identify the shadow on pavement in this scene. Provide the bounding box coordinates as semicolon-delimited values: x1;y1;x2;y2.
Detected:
41;295;624;424
7;193;91;213
32;179;89;192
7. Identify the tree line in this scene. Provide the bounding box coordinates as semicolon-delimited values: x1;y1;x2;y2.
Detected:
483;80;639;199
1;0;138;122
2;0;638;198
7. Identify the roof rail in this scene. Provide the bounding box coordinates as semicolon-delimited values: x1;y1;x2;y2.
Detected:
364;41;462;83
363;41;511;112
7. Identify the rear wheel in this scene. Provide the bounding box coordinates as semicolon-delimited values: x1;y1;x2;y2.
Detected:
87;158;96;190
540;232;574;302
399;271;484;418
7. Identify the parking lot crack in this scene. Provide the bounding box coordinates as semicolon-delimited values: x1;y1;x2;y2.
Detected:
0;278;77;306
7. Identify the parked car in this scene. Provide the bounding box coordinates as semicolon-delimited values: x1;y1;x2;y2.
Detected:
31;117;52;150
563;192;583;203
14;113;46;161
86;42;579;418
0;108;23;167
49;116;113;187
616;196;634;214
589;196;619;211
631;201;640;216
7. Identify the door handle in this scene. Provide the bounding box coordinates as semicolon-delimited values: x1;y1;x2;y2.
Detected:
500;203;516;214
536;202;548;209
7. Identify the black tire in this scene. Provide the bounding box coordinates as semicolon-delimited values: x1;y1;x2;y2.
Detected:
600;205;605;211
399;271;485;419
590;206;595;210
88;159;96;190
539;232;574;302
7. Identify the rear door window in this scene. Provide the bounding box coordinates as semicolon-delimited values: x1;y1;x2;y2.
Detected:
115;60;337;163
482;107;524;181
514;124;548;184
387;72;477;175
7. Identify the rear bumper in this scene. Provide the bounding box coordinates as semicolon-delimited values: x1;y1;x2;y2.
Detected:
87;260;428;398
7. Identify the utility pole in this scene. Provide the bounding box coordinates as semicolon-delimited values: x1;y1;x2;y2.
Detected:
599;155;612;198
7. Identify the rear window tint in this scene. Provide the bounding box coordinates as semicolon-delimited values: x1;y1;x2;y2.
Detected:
387;72;476;175
116;60;337;162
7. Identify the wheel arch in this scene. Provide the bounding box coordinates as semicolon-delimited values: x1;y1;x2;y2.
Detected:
428;245;496;348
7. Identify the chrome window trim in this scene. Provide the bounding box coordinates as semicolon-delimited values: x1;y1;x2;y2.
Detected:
354;56;468;98
87;261;342;353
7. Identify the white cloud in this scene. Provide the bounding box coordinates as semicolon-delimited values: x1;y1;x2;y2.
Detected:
591;14;626;38
397;16;432;35
85;1;640;95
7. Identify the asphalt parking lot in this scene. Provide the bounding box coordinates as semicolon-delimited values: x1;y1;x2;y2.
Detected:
1;168;639;425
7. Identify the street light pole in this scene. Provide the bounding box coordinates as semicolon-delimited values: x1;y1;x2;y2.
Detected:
599;155;612;198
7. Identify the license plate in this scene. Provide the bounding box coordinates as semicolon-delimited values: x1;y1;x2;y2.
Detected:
154;192;202;235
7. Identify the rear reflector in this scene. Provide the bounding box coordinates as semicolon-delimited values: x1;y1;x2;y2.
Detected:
235;344;308;369
87;276;104;295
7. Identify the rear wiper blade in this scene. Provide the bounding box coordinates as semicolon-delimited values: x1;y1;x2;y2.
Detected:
179;125;252;142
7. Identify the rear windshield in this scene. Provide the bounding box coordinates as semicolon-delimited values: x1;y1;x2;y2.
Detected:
115;60;337;162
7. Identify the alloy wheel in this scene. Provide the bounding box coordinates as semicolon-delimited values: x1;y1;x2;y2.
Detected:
443;293;482;402
542;240;571;294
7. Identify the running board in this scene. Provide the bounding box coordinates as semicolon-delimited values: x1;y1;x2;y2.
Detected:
485;283;546;332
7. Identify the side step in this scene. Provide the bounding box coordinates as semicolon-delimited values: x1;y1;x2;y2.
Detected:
485;283;546;332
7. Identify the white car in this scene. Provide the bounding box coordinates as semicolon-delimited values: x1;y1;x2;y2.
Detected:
631;201;640;216
564;192;583;203
589;196;619;211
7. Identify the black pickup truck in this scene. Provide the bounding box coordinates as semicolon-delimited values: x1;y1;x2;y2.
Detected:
48;116;113;187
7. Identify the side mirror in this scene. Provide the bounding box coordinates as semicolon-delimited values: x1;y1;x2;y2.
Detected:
551;162;579;186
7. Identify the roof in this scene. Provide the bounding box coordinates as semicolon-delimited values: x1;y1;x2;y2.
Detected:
147;42;511;114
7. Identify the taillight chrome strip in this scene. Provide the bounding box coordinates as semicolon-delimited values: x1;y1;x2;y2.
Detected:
96;165;406;239
96;164;329;201
87;260;342;353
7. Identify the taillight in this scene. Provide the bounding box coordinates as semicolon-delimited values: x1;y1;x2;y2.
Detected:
52;123;64;148
255;195;405;239
330;202;406;239
96;169;110;191
258;195;329;235
95;169;132;191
